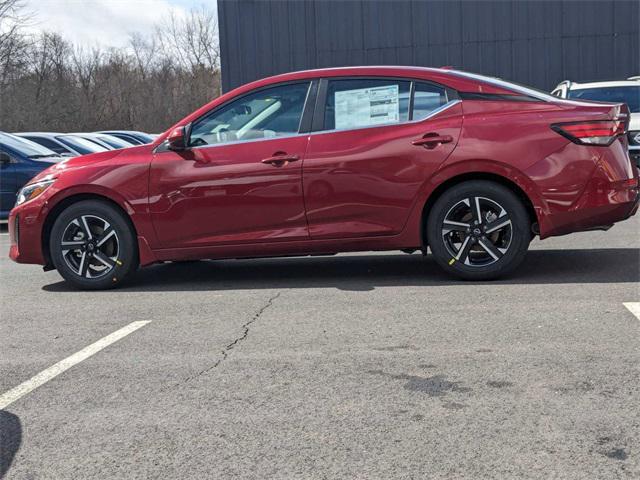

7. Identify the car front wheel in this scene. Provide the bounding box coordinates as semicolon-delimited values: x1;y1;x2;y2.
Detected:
49;200;138;289
426;180;531;280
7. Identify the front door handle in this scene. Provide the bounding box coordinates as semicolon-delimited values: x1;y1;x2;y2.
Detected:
261;152;300;167
412;133;453;149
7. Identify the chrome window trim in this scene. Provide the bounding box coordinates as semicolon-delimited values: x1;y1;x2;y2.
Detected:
307;98;461;137
184;99;462;152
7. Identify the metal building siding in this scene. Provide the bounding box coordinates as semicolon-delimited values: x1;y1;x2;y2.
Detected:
218;0;640;92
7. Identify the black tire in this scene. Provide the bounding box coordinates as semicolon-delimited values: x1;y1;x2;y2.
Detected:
49;200;138;289
426;180;531;280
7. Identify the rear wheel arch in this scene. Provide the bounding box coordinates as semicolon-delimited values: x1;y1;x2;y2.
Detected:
420;172;538;247
42;193;138;267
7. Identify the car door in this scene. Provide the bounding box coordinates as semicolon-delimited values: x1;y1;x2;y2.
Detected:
302;78;463;239
149;81;315;248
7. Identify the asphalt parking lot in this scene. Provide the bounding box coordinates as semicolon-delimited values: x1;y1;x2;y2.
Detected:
1;217;639;479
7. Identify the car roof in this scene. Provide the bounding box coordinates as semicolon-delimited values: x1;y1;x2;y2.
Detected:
71;132;103;137
99;130;149;136
16;132;63;137
248;66;517;94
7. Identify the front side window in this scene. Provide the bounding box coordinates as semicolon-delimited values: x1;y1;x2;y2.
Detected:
324;79;411;131
413;82;448;121
189;82;311;147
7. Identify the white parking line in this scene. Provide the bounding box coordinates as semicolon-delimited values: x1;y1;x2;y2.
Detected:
0;321;151;410
624;302;640;320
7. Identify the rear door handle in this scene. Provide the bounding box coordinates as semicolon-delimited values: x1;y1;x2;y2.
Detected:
412;134;453;149
261;152;300;167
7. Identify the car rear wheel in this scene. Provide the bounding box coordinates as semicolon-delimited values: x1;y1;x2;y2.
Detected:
50;200;138;289
426;180;531;280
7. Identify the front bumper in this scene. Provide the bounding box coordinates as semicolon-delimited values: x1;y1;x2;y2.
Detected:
8;198;48;266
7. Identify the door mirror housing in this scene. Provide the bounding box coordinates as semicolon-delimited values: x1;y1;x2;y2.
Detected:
0;152;11;164
167;126;188;151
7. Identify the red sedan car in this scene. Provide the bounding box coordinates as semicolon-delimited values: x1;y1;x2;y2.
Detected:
8;67;639;289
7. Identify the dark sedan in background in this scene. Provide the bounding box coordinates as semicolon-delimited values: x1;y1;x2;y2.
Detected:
0;132;63;219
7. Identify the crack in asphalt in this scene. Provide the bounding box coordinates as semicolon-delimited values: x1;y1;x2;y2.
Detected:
182;292;281;383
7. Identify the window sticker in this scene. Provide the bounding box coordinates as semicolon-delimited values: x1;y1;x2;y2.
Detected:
334;84;400;129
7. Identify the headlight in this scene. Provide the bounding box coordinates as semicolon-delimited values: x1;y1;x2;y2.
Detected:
16;178;56;206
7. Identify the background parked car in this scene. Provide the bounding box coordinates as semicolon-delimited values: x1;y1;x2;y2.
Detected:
72;133;133;150
552;77;640;166
97;130;155;145
16;132;109;156
0;132;63;219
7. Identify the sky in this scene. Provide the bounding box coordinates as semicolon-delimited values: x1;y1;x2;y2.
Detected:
23;0;214;49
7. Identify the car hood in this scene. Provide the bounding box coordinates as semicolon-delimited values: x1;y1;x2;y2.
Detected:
27;146;147;185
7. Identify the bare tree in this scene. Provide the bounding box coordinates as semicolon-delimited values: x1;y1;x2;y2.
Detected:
156;6;220;72
0;0;30;85
0;5;221;133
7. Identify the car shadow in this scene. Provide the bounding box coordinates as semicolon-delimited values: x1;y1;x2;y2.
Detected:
0;410;22;478
42;248;639;292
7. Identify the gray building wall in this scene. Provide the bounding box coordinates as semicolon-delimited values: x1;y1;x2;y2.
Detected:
218;0;639;93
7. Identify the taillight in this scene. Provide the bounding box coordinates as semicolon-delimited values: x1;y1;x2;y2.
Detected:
551;119;628;146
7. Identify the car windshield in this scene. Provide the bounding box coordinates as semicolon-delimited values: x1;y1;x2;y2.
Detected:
567;86;640;113
0;132;59;158
96;135;131;149
57;135;109;154
131;132;154;143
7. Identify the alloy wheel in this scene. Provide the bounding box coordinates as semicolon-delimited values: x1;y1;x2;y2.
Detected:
441;196;513;267
60;215;120;278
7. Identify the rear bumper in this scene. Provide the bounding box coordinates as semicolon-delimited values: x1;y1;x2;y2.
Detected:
541;173;639;238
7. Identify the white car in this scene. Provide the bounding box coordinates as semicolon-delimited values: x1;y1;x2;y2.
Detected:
552;77;640;167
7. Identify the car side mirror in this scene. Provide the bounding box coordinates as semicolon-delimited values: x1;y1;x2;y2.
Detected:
0;152;11;164
167;126;188;151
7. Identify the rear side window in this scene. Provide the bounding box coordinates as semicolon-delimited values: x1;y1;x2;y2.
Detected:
412;82;448;121
324;79;411;131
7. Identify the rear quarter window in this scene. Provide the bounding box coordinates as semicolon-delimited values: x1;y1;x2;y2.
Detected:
412;82;449;121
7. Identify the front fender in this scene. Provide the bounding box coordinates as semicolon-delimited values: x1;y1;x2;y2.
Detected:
41;184;158;266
